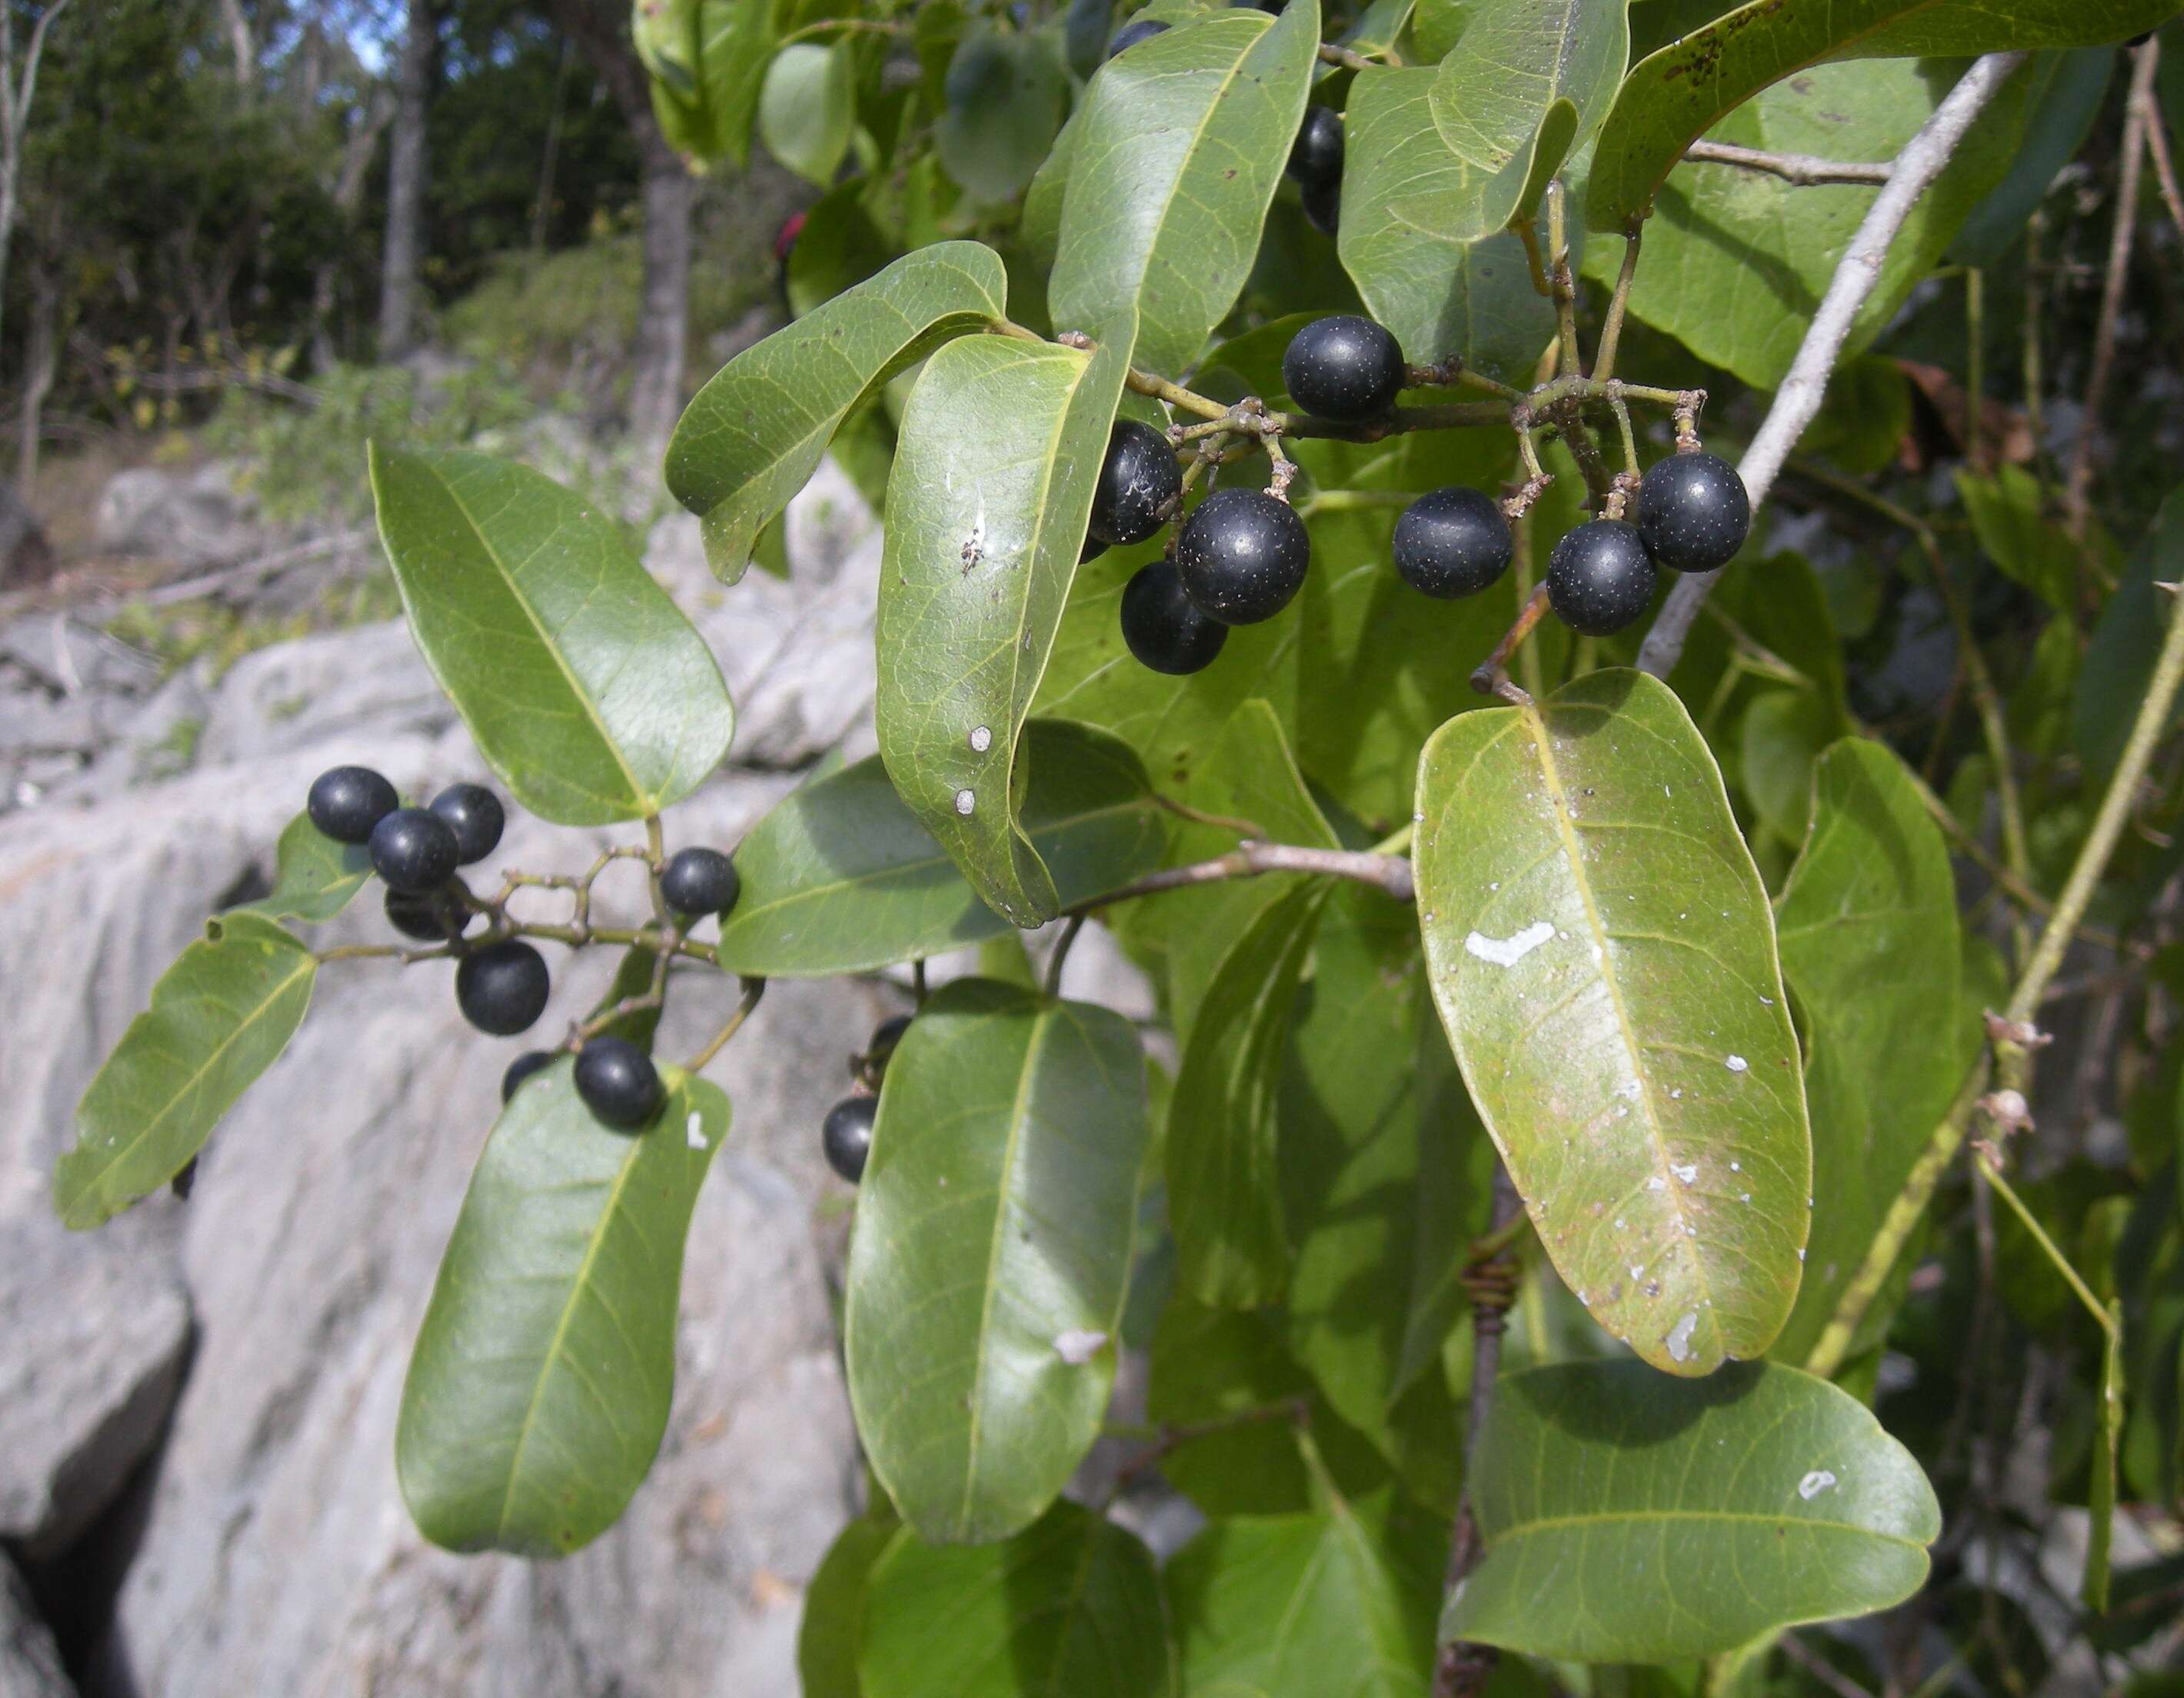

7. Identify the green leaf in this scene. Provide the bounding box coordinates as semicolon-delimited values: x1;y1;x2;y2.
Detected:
1796;355;1912;477
1958;463;2078;613
1050;0;1320;371
801;1508;900;1698
1771;741;1972;1367
1592;58;2029;390
634;0;777;168
1337;68;1558;378
874;317;1135;927
234;811;373;923
937;30;1070;204
2086;1303;2124;1611
1168;880;1330;1308
1169;1474;1442;1696
1281;886;1485;1511
588;945;665;1050
1443;1360;1942;1661
715;722;1167;977
860;1503;1175;1696
1583;0;2169;234
1423;0;1630;243
760;42;857;187
55;911;318;1229
667;242;1009;582
368;447;734;826
1951;48;2115;266
843;979;1151;1543
1740;688;1836;847
396;1067;730;1556
2079;487;2184;777
1413;669;1810;1375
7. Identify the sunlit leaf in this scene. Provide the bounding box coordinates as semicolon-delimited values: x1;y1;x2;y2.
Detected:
234;811;373;924
759;42;857;187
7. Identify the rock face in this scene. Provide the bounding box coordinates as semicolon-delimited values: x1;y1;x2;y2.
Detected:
0;464;891;1696
2;1553;74;1697
92;464;260;568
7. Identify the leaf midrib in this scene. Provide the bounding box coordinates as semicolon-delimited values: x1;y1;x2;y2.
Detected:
1483;1503;1927;1553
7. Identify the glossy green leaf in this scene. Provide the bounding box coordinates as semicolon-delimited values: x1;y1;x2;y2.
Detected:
1773;741;1972;1367
874;318;1135;927
937;30;1070;204
1443;1360;1942;1660
368;447;734;825
1584;0;2168;233
634;0;777;168
1952;48;2115;266
1959;464;2077;613
1168;879;1330;1309
667;242;1009;581
1169;1472;1442;1697
235;811;373;923
1740;688;1836;847
1593;58;2029;390
1337;67;1557;378
1423;0;1630;243
801;1508;899;1698
55;911;318;1229
760;42;857;186
588;945;665;1050
717;723;1165;977
397;1067;729;1556
843;979;1151;1543
1413;669;1810;1375
860;1503;1175;1696
1049;0;1319;371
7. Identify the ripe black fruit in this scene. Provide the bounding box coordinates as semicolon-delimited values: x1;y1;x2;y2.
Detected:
501;1050;555;1103
1106;17;1168;56
1393;488;1513;599
1547;520;1657;636
430;784;504;864
308;765;398;845
823;1096;877;1183
368;807;461;894
869;1014;912;1059
1121;561;1228;673
385;887;471;942
1174;489;1311;625
1288;105;1343;188
456;939;551;1036
661;847;741;919
1634;451;1751;573
1301;173;1339;238
575;1037;664;1131
1283;315;1405;423
1089;421;1181;548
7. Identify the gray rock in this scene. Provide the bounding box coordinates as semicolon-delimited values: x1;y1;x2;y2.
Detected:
1;1552;73;1698
195;623;452;770
93;464;261;568
0;1210;190;1561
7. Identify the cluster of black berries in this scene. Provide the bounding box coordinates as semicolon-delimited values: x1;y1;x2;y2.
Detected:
305;763;744;1134
819;1013;911;1184
1543;452;1751;635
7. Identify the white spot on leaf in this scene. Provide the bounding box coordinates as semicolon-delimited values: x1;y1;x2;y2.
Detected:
1671;1162;1697;1185
1052;1329;1108;1366
685;1112;708;1150
1465;921;1555;967
1665;1310;1700;1363
1797;1470;1839;1500
1725;1054;1749;1073
954;789;976;816
969;725;993;753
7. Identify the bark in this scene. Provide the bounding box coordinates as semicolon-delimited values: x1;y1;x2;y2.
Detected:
16;258;56;496
378;0;435;361
545;0;694;444
217;0;255;85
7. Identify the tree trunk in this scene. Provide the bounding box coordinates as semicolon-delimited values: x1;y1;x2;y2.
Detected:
16;258;55;497
217;0;255;85
378;0;434;361
628;138;693;448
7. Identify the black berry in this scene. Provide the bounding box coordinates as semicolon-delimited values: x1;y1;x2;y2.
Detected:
1393;488;1513;599
1089;421;1181;548
430;784;504;864
456;939;551;1036
368;807;461;894
307;765;398;845
823;1096;877;1184
1633;451;1751;573
1174;489;1311;625
1301;173;1339;238
1282;315;1405;423
1081;534;1109;564
1288;105;1343;188
1121;560;1227;673
661;847;741;919
1547;520;1657;637
1106;17;1168;57
501;1050;556;1103
869;1014;912;1060
576;1037;664;1130
385;887;471;942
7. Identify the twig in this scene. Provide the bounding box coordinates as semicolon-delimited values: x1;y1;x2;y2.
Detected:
2064;40;2157;541
2140;49;2184;240
1044;913;1087;997
1681;140;1893;187
1105;1397;1309;1500
1591;230;1643;382
684;977;766;1073
1067;841;1416;912
1636;52;2029;678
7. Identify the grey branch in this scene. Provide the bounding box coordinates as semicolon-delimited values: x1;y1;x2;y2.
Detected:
1682;140;1892;187
1637;51;2030;681
1070;842;1416;911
